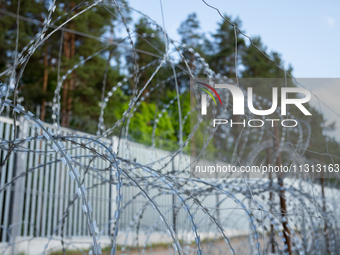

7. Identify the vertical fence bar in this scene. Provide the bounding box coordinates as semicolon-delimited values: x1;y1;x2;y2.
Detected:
24;127;35;236
79;138;85;236
41;139;48;237
58;144;65;237
72;138;78;236
100;145;105;235
67;135;74;237
52;144;59;235
29;127;40;237
93;144;98;228
2;123;15;241
11;117;28;240
77;137;84;236
36;137;46;236
62;131;69;237
81;143;87;235
99;145;103;232
88;140;92;235
104;155;109;236
0;121;6;241
109;136;118;238
47;148;56;236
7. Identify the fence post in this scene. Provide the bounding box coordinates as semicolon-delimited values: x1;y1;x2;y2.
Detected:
172;159;177;235
11;117;28;247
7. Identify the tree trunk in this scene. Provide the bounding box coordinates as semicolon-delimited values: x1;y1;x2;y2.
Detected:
274;124;292;255
66;26;75;127
61;2;75;127
61;30;70;127
267;138;275;253
41;49;49;121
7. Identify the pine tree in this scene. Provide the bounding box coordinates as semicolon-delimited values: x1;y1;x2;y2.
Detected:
209;15;245;77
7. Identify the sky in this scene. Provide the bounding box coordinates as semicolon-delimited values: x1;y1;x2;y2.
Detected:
128;0;340;139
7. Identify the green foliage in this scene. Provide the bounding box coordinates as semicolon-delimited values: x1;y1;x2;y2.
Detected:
208;15;245;77
128;101;177;147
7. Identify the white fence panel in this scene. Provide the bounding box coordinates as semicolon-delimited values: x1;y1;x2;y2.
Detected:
0;116;194;243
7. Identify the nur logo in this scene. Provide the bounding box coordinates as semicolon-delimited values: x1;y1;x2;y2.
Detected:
198;83;312;116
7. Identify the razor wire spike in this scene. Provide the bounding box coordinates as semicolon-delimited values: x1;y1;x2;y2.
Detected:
65;153;72;161
81;184;87;194
82;204;88;213
74;167;80;177
47;4;57;12
48;128;54;136
42;131;50;140
76;188;82;196
60;157;67;165
57;141;64;148
13;107;21;113
68;171;75;180
93;220;99;233
87;202;92;212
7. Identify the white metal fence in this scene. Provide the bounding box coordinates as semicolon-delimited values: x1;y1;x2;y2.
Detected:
0;116;114;241
0;116;215;243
